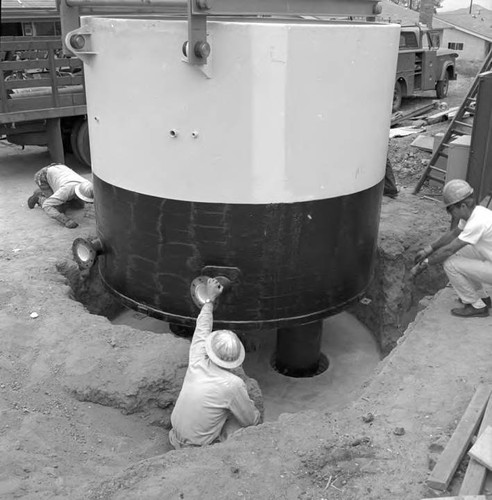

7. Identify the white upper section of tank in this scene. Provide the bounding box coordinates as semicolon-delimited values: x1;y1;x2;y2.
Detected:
79;17;399;203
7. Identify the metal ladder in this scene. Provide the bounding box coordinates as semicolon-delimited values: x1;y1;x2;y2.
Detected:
413;49;492;194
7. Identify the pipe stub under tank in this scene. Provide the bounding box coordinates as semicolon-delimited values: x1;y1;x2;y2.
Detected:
274;321;326;378
191;276;326;377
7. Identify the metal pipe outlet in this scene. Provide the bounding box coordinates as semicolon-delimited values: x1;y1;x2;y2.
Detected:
275;321;323;377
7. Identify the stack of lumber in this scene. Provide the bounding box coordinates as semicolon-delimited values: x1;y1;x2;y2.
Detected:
422;384;492;500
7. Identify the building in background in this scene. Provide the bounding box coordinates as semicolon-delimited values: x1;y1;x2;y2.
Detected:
437;7;492;66
380;1;492;69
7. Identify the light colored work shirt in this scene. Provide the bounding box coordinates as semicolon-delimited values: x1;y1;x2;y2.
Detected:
458;206;492;262
42;164;86;215
170;303;260;447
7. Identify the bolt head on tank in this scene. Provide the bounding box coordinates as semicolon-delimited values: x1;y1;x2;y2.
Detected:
194;41;211;59
70;34;86;50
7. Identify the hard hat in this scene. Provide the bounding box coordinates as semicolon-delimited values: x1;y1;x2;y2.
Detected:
205;330;245;369
442;179;473;207
75;180;94;203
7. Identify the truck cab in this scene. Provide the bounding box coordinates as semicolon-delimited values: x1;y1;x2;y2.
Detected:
393;25;458;111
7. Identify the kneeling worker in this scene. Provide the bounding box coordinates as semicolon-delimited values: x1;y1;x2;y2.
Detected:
413;179;492;318
169;278;261;449
27;163;94;229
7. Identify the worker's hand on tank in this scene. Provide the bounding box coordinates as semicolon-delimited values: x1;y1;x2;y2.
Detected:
206;278;223;302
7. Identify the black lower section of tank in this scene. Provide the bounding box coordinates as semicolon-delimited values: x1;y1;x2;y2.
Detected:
94;176;383;329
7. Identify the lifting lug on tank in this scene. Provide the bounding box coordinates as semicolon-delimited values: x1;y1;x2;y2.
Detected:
72;237;104;270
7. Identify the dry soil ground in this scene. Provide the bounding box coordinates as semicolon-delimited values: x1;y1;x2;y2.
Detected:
1;75;492;500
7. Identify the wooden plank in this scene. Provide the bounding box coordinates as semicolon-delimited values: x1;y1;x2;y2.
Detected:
468;426;492;470
460;396;492;494
0;105;87;125
427;385;492;491
410;134;434;152
5;93;85;114
0;37;61;51
0;59;83;72
47;47;60;108
4;76;84;90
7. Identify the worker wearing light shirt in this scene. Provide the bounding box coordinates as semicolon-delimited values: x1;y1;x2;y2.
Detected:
28;163;94;228
169;278;261;449
413;179;492;318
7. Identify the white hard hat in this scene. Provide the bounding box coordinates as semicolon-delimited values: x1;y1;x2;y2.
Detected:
75;180;94;203
442;179;473;207
205;330;245;369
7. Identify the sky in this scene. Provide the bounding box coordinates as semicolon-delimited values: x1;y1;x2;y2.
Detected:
438;0;492;11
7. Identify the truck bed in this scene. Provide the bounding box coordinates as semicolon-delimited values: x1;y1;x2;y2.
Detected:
0;36;86;125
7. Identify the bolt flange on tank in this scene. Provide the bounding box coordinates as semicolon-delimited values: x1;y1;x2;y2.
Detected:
72;237;103;270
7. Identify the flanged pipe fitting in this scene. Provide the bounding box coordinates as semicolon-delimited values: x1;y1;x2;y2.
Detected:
72;237;103;270
190;275;232;308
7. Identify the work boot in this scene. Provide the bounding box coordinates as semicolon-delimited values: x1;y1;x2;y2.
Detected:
458;296;492;308
451;304;489;318
27;190;42;209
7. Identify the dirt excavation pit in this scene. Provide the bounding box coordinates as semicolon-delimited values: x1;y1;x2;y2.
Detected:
1;136;470;499
57;258;409;424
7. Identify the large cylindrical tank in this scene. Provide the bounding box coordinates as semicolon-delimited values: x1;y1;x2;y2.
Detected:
72;17;399;329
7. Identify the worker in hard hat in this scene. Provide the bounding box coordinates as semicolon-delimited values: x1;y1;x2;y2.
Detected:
27;163;94;229
413;179;492;318
169;277;261;449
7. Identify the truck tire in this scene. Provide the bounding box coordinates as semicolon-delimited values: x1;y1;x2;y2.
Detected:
70;119;84;165
76;120;91;168
436;73;449;99
70;118;91;168
393;81;403;112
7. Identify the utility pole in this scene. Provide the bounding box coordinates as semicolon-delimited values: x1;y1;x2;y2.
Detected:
419;0;434;27
469;0;473;14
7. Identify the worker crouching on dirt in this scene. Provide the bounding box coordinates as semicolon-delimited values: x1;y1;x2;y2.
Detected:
169;278;261;449
413;179;492;318
27;163;94;229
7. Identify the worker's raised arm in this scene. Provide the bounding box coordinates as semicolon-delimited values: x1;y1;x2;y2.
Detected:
188;278;223;365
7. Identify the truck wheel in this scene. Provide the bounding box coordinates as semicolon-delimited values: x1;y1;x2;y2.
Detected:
76;120;91;168
436;73;449;99
70;119;84;164
393;81;403;112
